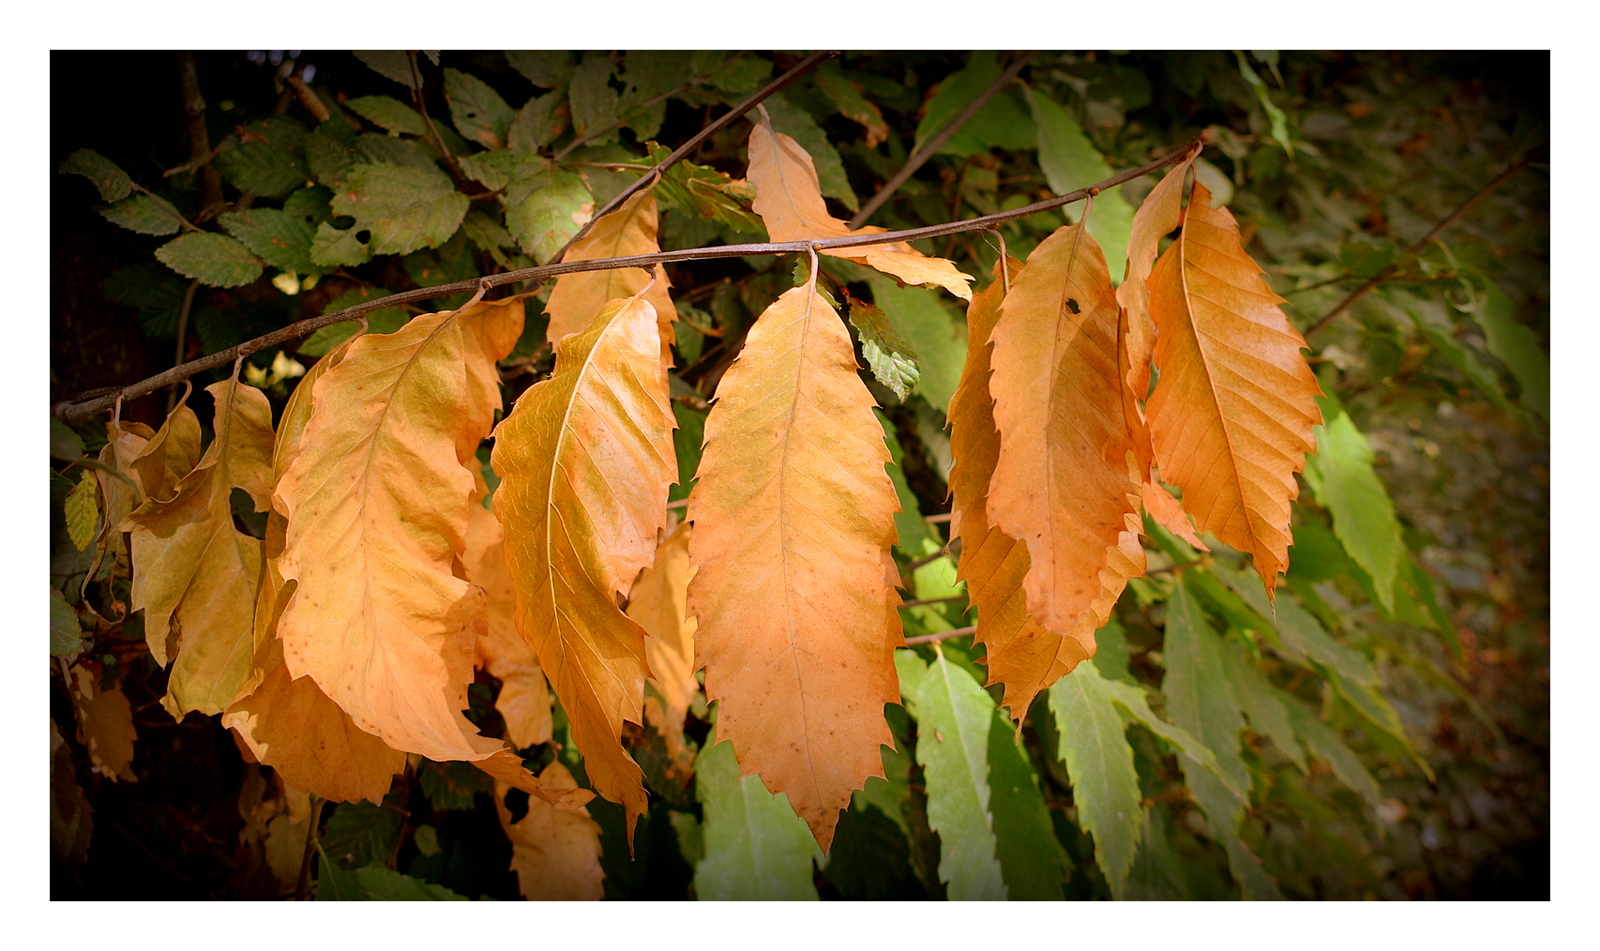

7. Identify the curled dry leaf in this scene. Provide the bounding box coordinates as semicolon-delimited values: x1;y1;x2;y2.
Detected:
272;297;583;806
625;519;698;767
1146;180;1321;594
495;762;605;901
1118;147;1198;400
747;116;973;301
687;282;903;851
544;186;677;366
123;372;275;718
987;222;1145;654
68;660;137;781
492;292;677;840
948;260;1083;719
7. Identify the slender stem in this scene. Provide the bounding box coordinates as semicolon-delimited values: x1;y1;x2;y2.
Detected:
849;51;1036;229
905;625;976;647
1304;145;1547;338
900;594;966;608
408;52;461;178
54;132;1205;425
166;279;200;413
175;51;225;219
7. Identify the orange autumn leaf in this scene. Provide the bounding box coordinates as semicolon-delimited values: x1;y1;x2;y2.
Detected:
1145;180;1321;594
271;297;578;803
686;281;902;851
747;115;972;301
465;472;552;750
495;762;605;901
492;292;677;840
68;659;136;782
1142;479;1209;552
224;337;407;805
123;372;275;718
1118;147;1199;400
625;518;698;766
544;186;678;365
948;260;1085;719
987;221;1145;652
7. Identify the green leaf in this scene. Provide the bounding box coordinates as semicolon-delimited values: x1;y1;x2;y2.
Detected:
647;143;763;233
1124;808;1194;900
50;588;84;659
507;91;569;151
618;51;690;141
846;293;920;401
1302;406;1405;613
1403;294;1524;419
217;208;318;275
1468;282;1548;420
894;648;1006;900
706;55;772;94
283;186;333;224
866;276;965;414
353;50;414;87
1218;638;1308;773
59;148;134;201
298;286;407;357
345;95;426;136
443;68;515;149
693;730;820;900
764;92;857;211
876;412;932;555
568;55;620;141
1234;51;1293;156
670;402;706;503
305;124;358;187
505;50;575;89
308;222;372;268
317;860;468;900
154;233;263;288
824;802;922;899
329;163;468;257
1282;700;1381;805
1023;86;1136;281
985;705;1068;899
320;801;403;869
98;194;184;236
64;471;98;552
1161;580;1250;799
417;759;492;812
215;140;306;199
1046;661;1143;898
1213;564;1379;686
50;418;85;460
914;52;1035;157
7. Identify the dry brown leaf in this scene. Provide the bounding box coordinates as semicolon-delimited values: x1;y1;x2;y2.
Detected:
124;373;274;717
686;282;902;851
224;336;408;804
95;419;154;562
492;292;677;839
949;260;1084;718
465;473;552;750
747;116;972;301
987;222;1145;652
1118;148;1198;400
495;762;605;901
544;186;677;366
626;519;698;766
68;660;136;781
126;401;202;507
271;297;581;805
1146;180;1321;594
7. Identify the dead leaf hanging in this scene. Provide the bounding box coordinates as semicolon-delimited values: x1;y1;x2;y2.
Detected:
686;281;903;851
626;519;698;767
492;291;677;840
495;762;605;901
1145;180;1321;594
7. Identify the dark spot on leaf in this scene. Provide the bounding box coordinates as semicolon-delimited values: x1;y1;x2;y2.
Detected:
1066;298;1081;314
503;787;530;823
356;230;372;244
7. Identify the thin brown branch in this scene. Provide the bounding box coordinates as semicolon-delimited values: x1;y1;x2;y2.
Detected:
408;52;460;178
849;51;1036;229
905;625;976;647
55;132;1206;425
1304;145;1547;338
924;512;952;524
900;594;966;609
286;72;330;123
175;52;225;220
166;279;200;413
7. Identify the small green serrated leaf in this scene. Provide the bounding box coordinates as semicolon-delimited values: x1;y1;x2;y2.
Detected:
1283;699;1382;805
50;418;86;461
507;92;569;151
154;233;263;288
1047;661;1143;898
64;471;98;552
568;55;620;140
320;801;403;869
895;648;1006;900
1218;638;1308;773
506;50;575;89
914;52;1035;158
1407;295;1525;420
443;68;515;149
283;185;333;224
59;148;134;201
329;163;468;257
1023;86;1136;280
345;95;426;136
848;294;920;401
215;139;306;199
218;208;318;275
1468;281;1548;421
866;276;965;414
693;729;819;900
986;712;1069;899
1235;51;1294;156
50;588;84;659
98;194;184;236
1302;405;1405;614
353;50;414;87
318;862;469;901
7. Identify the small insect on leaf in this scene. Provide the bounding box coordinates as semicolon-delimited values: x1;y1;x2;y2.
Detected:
1066;299;1081;315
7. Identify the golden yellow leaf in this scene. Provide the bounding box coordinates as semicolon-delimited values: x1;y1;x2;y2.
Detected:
69;659;136;781
1118;148;1198;400
466;472;552;750
124;373;275;717
126;401;202;507
95;419;154;563
987;222;1145;652
495;762;605;901
271;297;580;803
686;281;902;851
492;292;677;839
948;260;1081;718
544;186;677;365
225;336;408;804
1146;180;1321;593
747;116;972;301
626;518;698;766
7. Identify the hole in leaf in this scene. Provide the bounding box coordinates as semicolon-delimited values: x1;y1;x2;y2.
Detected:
355;230;372;244
503;787;530;824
